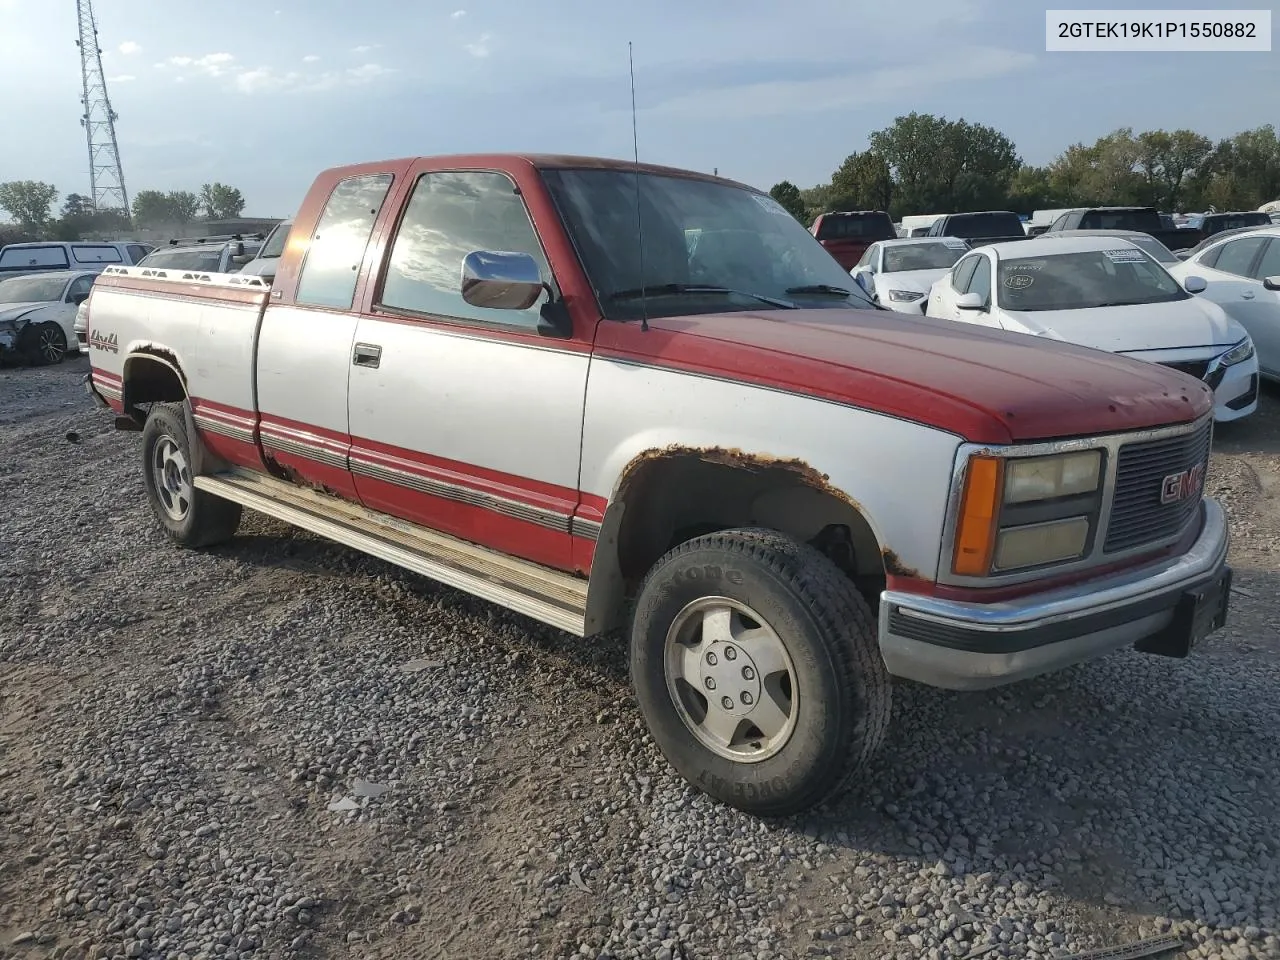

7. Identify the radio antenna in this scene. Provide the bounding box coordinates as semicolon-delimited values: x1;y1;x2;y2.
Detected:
629;41;649;332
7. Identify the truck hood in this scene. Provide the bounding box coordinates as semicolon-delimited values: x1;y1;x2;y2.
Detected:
1004;297;1242;354
593;308;1212;445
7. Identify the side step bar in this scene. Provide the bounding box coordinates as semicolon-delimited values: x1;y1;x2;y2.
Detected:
193;469;589;635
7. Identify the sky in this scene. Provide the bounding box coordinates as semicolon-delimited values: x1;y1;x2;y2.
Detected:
0;0;1276;218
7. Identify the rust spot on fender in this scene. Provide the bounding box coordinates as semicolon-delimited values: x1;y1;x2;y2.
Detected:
880;546;919;579
618;444;862;507
263;453;343;499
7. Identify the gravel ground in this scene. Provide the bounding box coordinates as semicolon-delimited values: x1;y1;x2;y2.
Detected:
2;356;1278;960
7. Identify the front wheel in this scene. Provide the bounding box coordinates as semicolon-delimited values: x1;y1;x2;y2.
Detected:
20;321;68;365
141;403;242;547
630;528;891;816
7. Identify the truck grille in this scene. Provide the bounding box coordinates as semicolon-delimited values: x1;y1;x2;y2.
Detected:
1104;419;1212;553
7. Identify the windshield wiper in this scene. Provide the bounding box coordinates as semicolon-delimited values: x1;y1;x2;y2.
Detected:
605;283;797;309
785;284;852;296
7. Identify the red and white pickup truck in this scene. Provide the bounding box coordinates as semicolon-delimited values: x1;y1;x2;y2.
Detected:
84;154;1231;815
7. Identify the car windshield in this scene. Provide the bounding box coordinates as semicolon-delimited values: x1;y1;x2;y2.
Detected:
883;242;966;272
1125;235;1178;264
0;275;65;303
139;248;226;272
997;249;1187;312
259;223;291;259
542;168;879;319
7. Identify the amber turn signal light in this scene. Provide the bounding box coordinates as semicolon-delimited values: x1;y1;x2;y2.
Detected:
952;456;1004;577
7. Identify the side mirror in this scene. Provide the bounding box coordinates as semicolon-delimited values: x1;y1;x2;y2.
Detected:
1183;275;1208;294
1264;276;1280;291
230;254;254;265
956;292;985;310
461;250;544;310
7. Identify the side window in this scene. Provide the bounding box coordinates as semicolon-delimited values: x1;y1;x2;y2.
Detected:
1213;237;1268;278
855;244;877;270
1249;239;1280;281
378;170;551;329
296;173;394;309
951;254;979;292
1050;214;1069;232
127;244;150;263
67;275;95;301
967;256;992;302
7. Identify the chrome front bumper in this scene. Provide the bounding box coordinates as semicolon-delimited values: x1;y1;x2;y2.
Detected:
878;498;1231;690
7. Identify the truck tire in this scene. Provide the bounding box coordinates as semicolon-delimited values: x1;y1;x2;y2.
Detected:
20;321;68;365
630;528;891;816
141;402;242;547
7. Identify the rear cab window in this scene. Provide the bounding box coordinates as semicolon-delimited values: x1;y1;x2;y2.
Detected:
814;212;895;242
938;212;1023;239
1078;209;1160;232
295;175;395;309
1204;213;1271;234
0;245;69;268
71;244;123;265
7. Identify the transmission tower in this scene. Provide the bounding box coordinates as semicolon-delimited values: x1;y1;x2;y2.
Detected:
75;0;129;216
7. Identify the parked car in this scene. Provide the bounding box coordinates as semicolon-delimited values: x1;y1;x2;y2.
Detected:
85;153;1231;816
1174;224;1270;261
1039;228;1180;265
925;211;1026;247
808;210;897;270
136;234;265;275
1024;209;1071;237
850;237;971;312
235;220;292;282
1184;211;1272;240
899;214;943;237
1167;226;1280;383
924;236;1258;422
0;270;97;365
0;240;152;280
1040;207;1200;251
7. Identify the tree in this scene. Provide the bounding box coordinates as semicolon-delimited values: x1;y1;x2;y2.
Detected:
768;181;808;222
200;182;245;219
0;180;59;233
167;191;201;224
61;193;94;220
829;151;893;212
1134;129;1212;209
132;190;173;228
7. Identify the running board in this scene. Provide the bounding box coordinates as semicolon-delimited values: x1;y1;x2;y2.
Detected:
193;469;589;635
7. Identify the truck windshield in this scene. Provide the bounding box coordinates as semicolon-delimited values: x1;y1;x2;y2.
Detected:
0;275;65;303
542;168;878;320
998;250;1187;312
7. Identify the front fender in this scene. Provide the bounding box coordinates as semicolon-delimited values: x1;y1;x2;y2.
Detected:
579;359;963;581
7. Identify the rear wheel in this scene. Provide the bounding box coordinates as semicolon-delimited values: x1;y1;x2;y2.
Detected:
141;403;242;547
20;321;68;365
630;528;891;816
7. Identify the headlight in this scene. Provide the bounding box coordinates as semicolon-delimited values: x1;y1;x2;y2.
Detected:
1003;450;1102;503
952;450;1104;577
888;289;924;302
1219;337;1254;366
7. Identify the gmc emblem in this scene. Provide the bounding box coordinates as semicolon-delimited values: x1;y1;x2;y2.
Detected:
1161;463;1205;505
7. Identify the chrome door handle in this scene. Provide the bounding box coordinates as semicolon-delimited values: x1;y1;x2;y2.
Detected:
353;343;382;368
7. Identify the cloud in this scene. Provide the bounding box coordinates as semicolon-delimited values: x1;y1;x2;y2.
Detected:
156;52;236;78
107;74;136;83
118;41;141;56
351;44;380;54
451;9;466;18
302;54;320;63
464;34;492;58
646;47;1035;120
230;62;395;95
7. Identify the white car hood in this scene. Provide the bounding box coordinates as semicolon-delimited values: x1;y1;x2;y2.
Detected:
877;269;949;294
1003;296;1244;353
0;301;53;323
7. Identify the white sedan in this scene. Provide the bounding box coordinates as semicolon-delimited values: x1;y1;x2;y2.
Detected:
0;270;96;365
1166;226;1280;383
924;236;1259;422
850;237;970;312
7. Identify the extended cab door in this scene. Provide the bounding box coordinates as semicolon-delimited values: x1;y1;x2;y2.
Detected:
345;162;590;572
253;168;400;499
